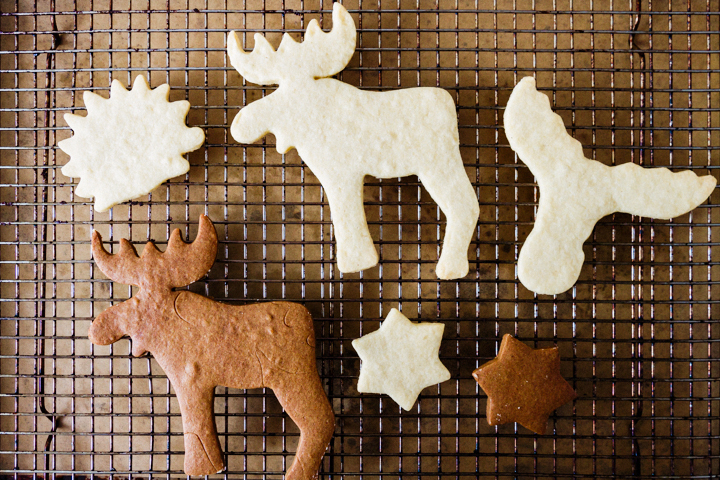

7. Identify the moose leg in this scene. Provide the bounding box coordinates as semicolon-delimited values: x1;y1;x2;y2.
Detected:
418;167;479;279
175;385;225;475
323;178;379;273
273;374;335;480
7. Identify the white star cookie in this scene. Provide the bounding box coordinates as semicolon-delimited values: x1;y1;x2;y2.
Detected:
58;75;205;212
352;308;451;410
504;77;716;295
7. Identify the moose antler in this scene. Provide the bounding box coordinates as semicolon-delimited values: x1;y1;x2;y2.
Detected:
91;234;142;286
92;215;218;289
227;2;356;85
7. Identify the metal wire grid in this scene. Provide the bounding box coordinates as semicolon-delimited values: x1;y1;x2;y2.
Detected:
0;0;718;477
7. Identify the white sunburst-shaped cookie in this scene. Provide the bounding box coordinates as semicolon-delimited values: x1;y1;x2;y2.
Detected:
59;75;205;212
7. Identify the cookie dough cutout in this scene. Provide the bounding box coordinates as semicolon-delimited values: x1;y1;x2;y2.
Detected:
352;308;451;411
472;334;576;435
58;75;205;212
227;3;479;279
89;216;334;478
504;77;716;295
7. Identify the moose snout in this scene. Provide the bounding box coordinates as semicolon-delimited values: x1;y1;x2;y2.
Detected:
230;111;250;142
87;310;125;346
230;111;259;144
230;101;273;146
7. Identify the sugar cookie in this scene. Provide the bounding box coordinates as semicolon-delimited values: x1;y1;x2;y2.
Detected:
59;75;205;212
504;77;716;295
227;3;479;279
352;308;450;410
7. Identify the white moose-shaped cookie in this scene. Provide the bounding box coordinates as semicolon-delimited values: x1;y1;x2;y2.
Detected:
227;3;479;280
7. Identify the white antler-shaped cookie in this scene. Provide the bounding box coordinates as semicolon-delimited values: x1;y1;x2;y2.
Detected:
227;4;479;280
505;77;716;295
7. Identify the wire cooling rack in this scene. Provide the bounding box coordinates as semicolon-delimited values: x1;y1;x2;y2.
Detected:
1;0;718;478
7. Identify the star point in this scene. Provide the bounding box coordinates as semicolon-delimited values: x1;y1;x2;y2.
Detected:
352;308;451;411
473;334;576;434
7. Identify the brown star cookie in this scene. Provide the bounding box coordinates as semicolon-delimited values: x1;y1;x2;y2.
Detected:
472;334;576;434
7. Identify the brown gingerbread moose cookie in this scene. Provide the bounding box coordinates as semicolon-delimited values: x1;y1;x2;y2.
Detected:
89;215;335;478
472;334;576;435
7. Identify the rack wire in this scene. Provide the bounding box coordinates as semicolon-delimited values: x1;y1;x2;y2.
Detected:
1;0;718;477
